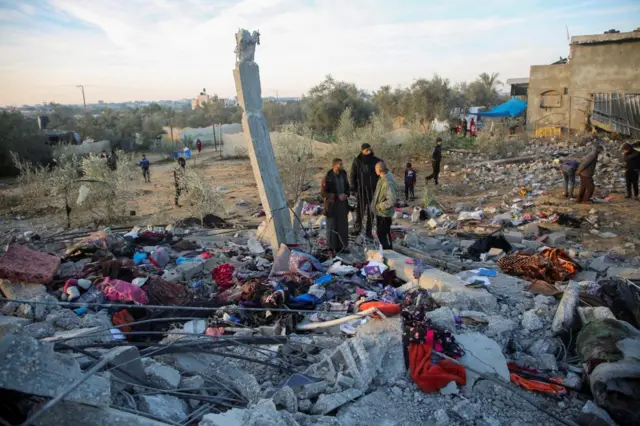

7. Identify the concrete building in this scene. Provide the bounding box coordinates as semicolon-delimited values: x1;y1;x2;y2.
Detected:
191;88;211;110
527;29;640;136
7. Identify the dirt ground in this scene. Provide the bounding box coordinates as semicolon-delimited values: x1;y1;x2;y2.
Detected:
1;143;639;258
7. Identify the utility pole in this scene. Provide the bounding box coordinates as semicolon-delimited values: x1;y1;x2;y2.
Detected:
76;85;87;141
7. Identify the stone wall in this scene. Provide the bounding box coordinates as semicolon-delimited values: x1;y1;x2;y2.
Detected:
526;64;571;133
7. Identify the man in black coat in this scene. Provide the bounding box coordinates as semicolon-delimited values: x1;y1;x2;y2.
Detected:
350;143;380;239
321;158;350;252
623;142;640;199
425;137;443;185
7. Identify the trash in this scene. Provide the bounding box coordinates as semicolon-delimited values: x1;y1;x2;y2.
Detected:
551;282;579;334
131;277;149;287
458;211;483;221
247;238;265;255
326;262;358;276
411;207;421;223
97;277;149;304
76;185;90;205
211;263;235;290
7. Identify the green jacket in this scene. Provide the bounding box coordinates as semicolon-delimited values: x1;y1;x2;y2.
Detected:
371;172;398;217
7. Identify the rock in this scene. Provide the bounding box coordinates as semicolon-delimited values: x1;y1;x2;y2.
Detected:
432;290;498;313
30;401;170;426
577;400;617;426
0;315;31;338
527;338;561;356
589;256;612;273
575;270;598;282
311;388;363;415
102;346;146;385
199;409;244;426
273;386;298;413
427;307;456;331
455;332;510;392
21;321;55;339
537;353;558;371
504;231;523;244
247;238;265;255
485;316;517;348
142;359;181;390
547;232;567;246
433;409;450;425
521;310;544;331
298;399;312;413
439;381;459;395
296;380;328;400
180;374;205;389
390;386;402;396
606;267;640;280
138;395;187;423
0;334;111;406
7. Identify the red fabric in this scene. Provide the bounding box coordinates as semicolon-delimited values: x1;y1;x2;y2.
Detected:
212;263;235;290
112;309;134;333
409;331;466;393
196;139;202;153
359;301;401;317
0;244;61;285
97;277;149;304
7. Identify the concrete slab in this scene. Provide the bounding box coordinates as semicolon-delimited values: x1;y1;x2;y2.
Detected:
32;401;170;426
455;332;509;393
0;315;31;338
607;267;640;280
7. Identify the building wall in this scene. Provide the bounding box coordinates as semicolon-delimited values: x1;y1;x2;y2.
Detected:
526;64;571;132
568;39;640;132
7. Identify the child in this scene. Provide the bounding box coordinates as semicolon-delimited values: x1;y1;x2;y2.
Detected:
138;154;150;183
404;162;417;201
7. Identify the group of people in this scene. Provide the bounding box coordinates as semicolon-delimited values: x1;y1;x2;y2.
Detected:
321;139;445;254
90;149;118;170
136;154;188;207
559;141;640;202
454;117;477;138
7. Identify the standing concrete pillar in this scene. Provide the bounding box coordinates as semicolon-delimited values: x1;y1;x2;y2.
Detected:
233;29;293;247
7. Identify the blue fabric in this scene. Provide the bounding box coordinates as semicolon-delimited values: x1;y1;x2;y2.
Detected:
476;98;527;117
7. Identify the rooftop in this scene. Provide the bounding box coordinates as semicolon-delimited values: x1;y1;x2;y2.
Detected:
506;78;529;86
571;30;640;45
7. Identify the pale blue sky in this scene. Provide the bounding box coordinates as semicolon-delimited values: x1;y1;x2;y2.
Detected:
0;0;638;106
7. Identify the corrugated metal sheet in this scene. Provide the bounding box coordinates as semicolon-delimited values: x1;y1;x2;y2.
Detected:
591;93;640;137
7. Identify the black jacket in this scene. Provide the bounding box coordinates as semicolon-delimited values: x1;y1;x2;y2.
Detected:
350;152;380;197
623;146;640;171
321;169;350;218
432;145;442;162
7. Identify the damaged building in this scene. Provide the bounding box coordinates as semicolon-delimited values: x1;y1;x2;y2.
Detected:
527;29;640;137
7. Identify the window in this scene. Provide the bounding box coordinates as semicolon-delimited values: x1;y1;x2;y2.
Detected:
540;90;562;108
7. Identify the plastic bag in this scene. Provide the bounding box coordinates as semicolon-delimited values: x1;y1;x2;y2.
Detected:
76;185;90;206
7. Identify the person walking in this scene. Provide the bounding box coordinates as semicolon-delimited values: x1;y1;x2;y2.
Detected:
404;162;417;201
350;143;381;239
196;138;202;154
321;158;350;253
173;157;187;207
623;142;640;199
139;154;151;183
560;158;580;199
425;138;443;185
108;149;118;171
372;161;398;250
576;144;604;203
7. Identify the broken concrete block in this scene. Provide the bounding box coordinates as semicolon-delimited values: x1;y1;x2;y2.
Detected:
578;307;616;325
521;310;544;331
138;395;187;423
21;321;55;339
0;279;48;300
455;332;509;392
199;409;244;426
311;388;363;415
577;400;617;426
180;374;205;389
426;307;456;331
298;399;312;413
0;334;111;406
606;267;640;280
575;270;598;282
176;261;204;281
296;381;329;400
588;256;611;273
31;401;170;426
0;315;31;338
431;290;498;313
273;386;298;413
487;248;504;258
439;381;459;395
522;222;539;237
547;232;567;246
0;244;61;284
102;346;146;385
521;239;543;250
142;358;181;390
504;231;523;244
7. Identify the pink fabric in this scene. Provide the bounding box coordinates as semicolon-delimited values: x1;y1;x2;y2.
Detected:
97;277;149;304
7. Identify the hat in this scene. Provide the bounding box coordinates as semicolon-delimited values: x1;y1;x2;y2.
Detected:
361;143;371;150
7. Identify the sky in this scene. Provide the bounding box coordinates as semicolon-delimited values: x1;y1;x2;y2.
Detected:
0;0;639;106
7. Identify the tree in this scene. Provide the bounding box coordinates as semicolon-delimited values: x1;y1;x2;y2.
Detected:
0;111;51;175
465;72;503;107
302;75;376;137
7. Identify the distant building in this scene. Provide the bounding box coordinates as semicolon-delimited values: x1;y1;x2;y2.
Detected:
505;78;529;99
191;88;211;110
527;29;640;137
221;97;238;107
98;100;104;104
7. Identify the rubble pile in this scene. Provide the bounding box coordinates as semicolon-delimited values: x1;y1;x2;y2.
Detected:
0;137;639;426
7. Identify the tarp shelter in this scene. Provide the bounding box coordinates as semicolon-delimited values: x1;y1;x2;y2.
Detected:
476;98;527;118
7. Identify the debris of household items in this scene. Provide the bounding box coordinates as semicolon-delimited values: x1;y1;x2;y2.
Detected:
497;248;579;283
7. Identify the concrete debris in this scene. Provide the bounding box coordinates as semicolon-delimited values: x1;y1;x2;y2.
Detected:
455;332;510;392
142;358;181;390
439;381;459;395
310;388;363;415
521;310;544;331
30;401;171;426
547;232;567;246
138;394;188;423
273;386;298;413
0;334;111;407
0;315;32;338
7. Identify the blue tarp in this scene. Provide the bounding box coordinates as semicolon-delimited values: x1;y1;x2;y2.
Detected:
476;98;527;118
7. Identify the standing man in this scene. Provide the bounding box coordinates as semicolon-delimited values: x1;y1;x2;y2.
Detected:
372;161;398;250
173;157;187;207
350;143;380;239
321;158;350;253
108;149;118;171
623;142;640;199
139;154;151;183
425;137;443;185
559;158;579;199
461;118;468;138
576;144;604;203
196;138;202;154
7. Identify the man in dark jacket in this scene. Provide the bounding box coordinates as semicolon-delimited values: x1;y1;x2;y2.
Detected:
560;159;580;199
350;143;380;239
425;138;443;185
576;144;603;203
623;142;640;199
321;158;350;252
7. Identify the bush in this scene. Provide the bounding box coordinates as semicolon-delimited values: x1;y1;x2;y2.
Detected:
183;166;224;226
273;124;315;206
475;123;527;159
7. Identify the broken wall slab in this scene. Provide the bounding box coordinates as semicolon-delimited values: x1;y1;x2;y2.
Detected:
455;332;510;393
0;334;111;407
0;244;61;284
31;401;171;426
0;315;32;338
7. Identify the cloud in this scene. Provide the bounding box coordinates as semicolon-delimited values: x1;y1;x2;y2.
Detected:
0;0;638;105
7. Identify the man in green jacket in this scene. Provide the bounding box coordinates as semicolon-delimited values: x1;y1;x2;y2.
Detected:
371;161;398;249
